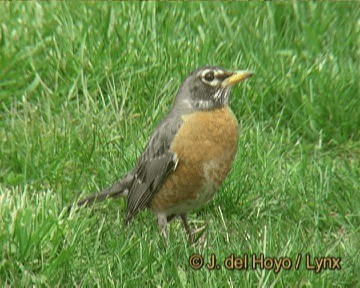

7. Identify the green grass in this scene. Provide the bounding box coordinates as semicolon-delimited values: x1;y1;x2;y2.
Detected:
1;2;359;287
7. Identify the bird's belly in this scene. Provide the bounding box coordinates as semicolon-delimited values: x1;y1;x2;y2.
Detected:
149;107;239;215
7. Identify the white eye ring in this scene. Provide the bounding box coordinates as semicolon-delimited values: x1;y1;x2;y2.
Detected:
200;69;219;86
203;71;215;82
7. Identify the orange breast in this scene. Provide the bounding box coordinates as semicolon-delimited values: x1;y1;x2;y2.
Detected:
150;107;239;215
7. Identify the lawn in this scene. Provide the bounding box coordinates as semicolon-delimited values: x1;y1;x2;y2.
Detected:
0;2;359;287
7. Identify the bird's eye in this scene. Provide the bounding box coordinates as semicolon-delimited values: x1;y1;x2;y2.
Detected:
204;71;215;82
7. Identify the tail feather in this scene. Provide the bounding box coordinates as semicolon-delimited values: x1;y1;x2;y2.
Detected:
76;184;128;206
68;173;134;211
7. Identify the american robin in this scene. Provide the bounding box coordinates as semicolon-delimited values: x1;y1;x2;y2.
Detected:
74;66;253;242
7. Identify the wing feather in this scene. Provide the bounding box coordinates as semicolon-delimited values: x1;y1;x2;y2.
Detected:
125;115;182;223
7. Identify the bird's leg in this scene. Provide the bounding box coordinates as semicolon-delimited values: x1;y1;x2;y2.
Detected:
180;214;193;243
157;213;168;239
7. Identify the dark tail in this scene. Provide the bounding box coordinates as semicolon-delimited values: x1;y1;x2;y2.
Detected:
68;173;133;211
76;184;128;206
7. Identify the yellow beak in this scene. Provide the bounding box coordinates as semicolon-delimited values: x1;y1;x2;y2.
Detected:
221;70;254;88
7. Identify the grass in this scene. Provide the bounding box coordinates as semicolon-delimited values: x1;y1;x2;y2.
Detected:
0;2;359;287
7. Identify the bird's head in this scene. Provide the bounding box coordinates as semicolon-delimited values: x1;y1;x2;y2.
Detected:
173;66;253;112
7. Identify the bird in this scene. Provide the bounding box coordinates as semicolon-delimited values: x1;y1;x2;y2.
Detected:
73;66;253;242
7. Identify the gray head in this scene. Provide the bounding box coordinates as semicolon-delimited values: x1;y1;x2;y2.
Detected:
172;66;253;113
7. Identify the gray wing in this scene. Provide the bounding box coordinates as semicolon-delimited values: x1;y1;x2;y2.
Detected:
125;115;182;224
